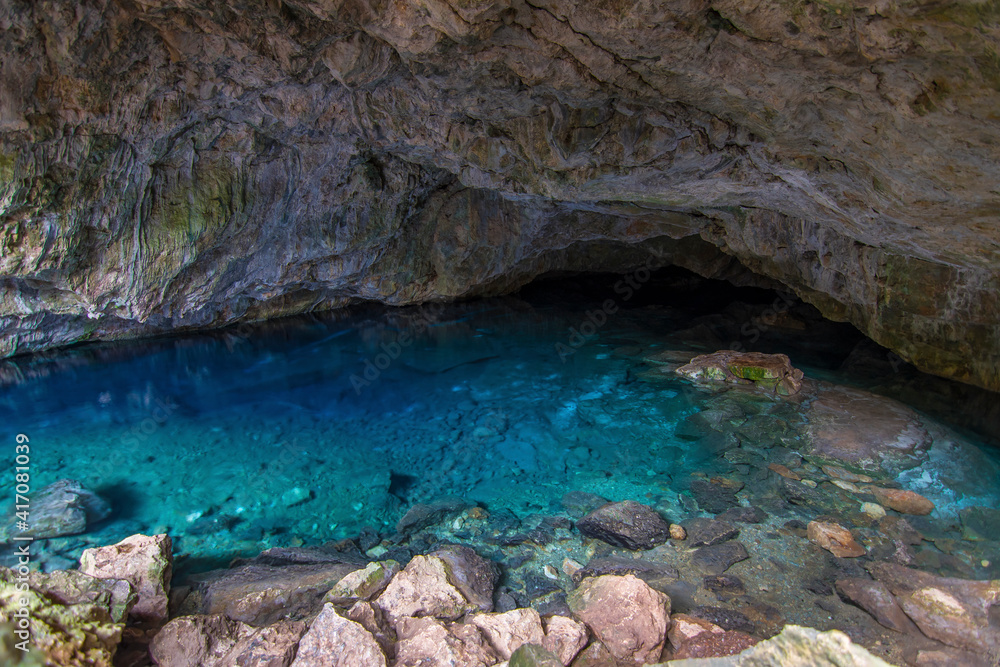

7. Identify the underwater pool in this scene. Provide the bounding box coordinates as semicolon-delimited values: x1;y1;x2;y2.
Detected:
2;269;1000;663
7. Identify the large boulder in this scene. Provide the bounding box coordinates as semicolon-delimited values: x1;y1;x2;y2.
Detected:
567;574;669;664
79;534;173;628
470;608;545;660
394;617;499;667
374;555;477;625
18;480;111;539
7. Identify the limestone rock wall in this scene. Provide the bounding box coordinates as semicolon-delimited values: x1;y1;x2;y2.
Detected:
1;0;998;389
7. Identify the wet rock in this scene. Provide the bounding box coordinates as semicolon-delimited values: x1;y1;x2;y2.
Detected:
868;561;1000;655
877;516;924;545
867;487;935;516
508;643;563;667
807;521;866;558
690;606;756;634
805;386;930;472
671;629;759;659
21;479;111;539
703;575;746;598
566;574;669;664
768;463;802;481
682;518;740;547
569;641;617;667
395;617;499;667
676;351;804;395
959;506;1000;541
576;556;679;584
191;559;362;626
0;567;126;667
716;506;768;524
541;615;588;665
835;578;921;635
862;502;887;519
291;603;386;667
323;560;400;606
396;497;472;535
691;542;749;575
821;465;875;484
149;614;307;667
79;533;173;628
470;608;544;659
375;555;476;625
700;624;894;665
559;491;608;519
576;500;670;550
429;544;499;612
689;478;740;514
670;524;687;540
667;613;725;650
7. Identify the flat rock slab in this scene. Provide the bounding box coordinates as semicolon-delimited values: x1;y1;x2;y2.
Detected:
576;556;680;584
835;578;920;635
191;561;363;626
682;518;740;547
805;385;930;472
576;500;671;550
867;561;1000;656
691;542;749;575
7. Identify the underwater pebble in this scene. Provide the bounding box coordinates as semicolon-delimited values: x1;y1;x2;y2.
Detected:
831;479;861;493
862;502;887;519
670;524;687;540
807;521;865;558
867;487;935;516
801;479;818;488
562;559;582;577
544;565;559;580
281;487;312;508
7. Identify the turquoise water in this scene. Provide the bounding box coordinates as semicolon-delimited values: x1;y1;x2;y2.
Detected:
1;271;999;581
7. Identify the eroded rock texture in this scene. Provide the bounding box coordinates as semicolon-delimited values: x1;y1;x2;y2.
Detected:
1;0;998;388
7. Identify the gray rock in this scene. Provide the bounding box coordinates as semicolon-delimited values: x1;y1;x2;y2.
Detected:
21;480;111;539
576;500;671;550
682;518;740;547
691;542;750;575
396;498;472;535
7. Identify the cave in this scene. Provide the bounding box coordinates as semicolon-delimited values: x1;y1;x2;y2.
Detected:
1;1;999;665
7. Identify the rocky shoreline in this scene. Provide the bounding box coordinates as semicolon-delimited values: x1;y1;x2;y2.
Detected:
3;482;999;666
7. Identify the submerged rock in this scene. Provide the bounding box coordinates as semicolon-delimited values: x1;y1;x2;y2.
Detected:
805;385;930;472
676;351;804;395
567;574;669;664
19;479;111;539
866;487;935;516
576;500;671;550
658;624;894;666
682;518;740;548
396;498;473;536
866;562;1000;656
835;578;920;635
807;521;866;558
691;542;750;575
